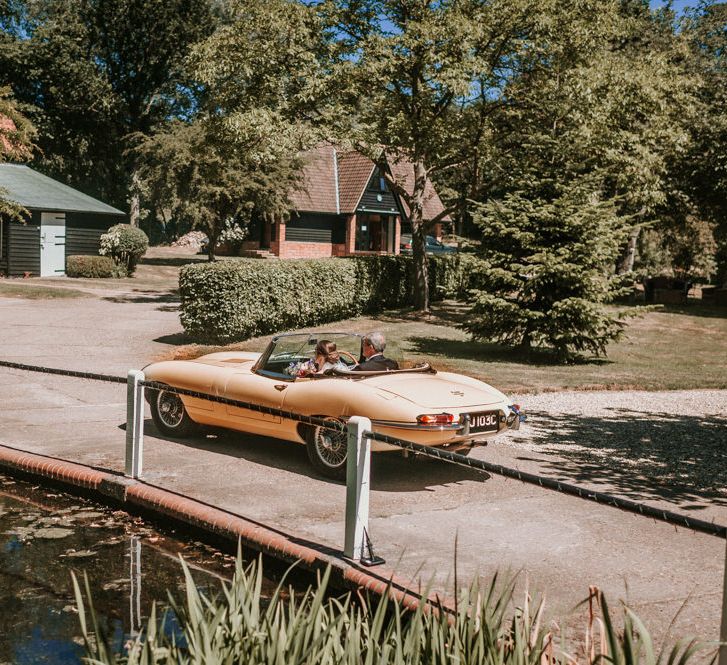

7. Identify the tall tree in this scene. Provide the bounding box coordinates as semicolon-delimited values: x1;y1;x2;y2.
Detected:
461;0;698;358
680;1;727;286
133;121;302;261
0;0;216;214
189;0;336;161
325;0;540;311
133;0;327;257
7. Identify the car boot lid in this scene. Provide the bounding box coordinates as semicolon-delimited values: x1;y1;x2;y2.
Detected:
362;372;507;408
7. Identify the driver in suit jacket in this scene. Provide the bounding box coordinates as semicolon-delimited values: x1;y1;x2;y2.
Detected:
354;332;399;371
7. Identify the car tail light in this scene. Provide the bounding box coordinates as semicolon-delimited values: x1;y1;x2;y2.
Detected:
417;413;459;425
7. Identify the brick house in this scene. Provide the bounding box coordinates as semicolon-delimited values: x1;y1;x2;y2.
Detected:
242;145;450;259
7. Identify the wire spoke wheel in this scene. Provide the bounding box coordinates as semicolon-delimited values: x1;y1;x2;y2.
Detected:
149;386;197;437
157;391;185;429
307;419;348;479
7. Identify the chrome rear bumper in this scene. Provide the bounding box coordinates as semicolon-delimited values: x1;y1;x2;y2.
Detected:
372;405;525;436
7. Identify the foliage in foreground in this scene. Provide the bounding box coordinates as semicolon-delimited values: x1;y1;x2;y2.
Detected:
73;554;713;665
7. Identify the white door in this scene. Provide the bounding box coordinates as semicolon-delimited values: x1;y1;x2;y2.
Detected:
40;212;66;276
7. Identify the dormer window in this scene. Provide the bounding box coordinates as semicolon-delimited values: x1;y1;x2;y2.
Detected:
373;168;387;192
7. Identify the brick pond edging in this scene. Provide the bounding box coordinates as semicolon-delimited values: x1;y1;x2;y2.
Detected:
0;443;427;611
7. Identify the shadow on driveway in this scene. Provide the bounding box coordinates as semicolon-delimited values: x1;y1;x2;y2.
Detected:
512;409;727;509
406;335;611;367
137;419;489;492
103;289;179;305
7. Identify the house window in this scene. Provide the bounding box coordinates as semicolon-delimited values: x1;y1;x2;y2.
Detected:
373;167;387;192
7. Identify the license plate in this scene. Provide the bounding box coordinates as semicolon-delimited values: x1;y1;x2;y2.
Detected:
467;411;500;433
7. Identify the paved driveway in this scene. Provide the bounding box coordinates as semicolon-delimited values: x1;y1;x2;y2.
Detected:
0;282;726;651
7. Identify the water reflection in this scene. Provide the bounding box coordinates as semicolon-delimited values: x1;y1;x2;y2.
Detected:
129;535;142;638
0;475;243;663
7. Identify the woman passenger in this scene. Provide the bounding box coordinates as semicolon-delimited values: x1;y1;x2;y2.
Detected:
312;339;348;374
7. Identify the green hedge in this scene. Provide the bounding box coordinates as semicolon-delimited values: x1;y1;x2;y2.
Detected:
180;255;485;342
429;253;485;298
66;255;123;278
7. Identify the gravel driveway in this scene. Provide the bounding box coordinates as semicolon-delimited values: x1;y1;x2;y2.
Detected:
500;390;727;522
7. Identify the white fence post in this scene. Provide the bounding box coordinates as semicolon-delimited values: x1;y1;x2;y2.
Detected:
344;416;372;561
720;539;727;665
125;369;145;479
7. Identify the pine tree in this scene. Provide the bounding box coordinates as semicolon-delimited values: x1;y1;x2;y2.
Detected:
464;178;631;360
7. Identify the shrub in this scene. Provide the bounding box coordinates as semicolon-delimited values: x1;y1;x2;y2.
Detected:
66;255;124;278
429;253;487;299
99;224;149;276
465;181;632;360
179;255;484;343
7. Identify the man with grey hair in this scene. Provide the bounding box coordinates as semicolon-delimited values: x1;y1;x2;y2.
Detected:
354;331;399;371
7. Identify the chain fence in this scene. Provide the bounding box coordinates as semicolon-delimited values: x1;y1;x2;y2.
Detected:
1;358;725;540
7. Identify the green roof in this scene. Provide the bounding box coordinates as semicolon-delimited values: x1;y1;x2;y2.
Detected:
0;164;125;215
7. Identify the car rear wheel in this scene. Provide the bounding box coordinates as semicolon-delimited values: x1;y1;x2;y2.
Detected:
306;418;348;480
149;387;197;437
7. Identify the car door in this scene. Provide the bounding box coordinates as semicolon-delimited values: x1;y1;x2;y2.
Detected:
222;371;288;436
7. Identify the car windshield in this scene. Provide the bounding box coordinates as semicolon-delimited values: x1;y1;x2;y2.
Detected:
255;333;362;379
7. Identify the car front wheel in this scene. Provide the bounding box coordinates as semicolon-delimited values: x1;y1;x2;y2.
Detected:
306;419;348;480
149;387;197;437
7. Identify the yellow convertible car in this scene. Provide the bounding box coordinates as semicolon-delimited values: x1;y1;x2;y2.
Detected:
144;332;522;479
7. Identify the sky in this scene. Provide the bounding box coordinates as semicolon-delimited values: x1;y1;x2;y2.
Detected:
649;0;697;14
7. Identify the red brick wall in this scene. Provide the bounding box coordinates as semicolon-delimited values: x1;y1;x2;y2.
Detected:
275;241;340;258
345;214;356;255
394;217;401;255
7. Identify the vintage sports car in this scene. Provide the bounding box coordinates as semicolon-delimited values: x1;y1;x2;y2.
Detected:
144;332;522;479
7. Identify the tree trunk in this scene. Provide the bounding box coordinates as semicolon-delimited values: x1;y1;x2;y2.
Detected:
411;159;429;312
129;171;141;227
617;227;641;274
207;223;218;262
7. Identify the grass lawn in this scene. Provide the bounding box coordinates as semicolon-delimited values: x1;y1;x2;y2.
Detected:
161;300;727;393
0;281;91;299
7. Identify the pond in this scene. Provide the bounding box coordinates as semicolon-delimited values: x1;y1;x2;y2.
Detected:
0;473;275;664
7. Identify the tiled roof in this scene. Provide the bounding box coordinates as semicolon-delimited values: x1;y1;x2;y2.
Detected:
288;143;339;214
387;153;452;223
290;144;450;223
0;164;125;215
336;150;375;213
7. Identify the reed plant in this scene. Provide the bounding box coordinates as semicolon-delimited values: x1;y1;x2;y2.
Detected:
72;554;716;664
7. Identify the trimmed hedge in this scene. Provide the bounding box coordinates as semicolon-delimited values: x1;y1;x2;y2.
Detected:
66;255;123;278
180;254;485;342
429;253;485;298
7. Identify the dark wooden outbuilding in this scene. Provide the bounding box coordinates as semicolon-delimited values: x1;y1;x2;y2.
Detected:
0;164;126;277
